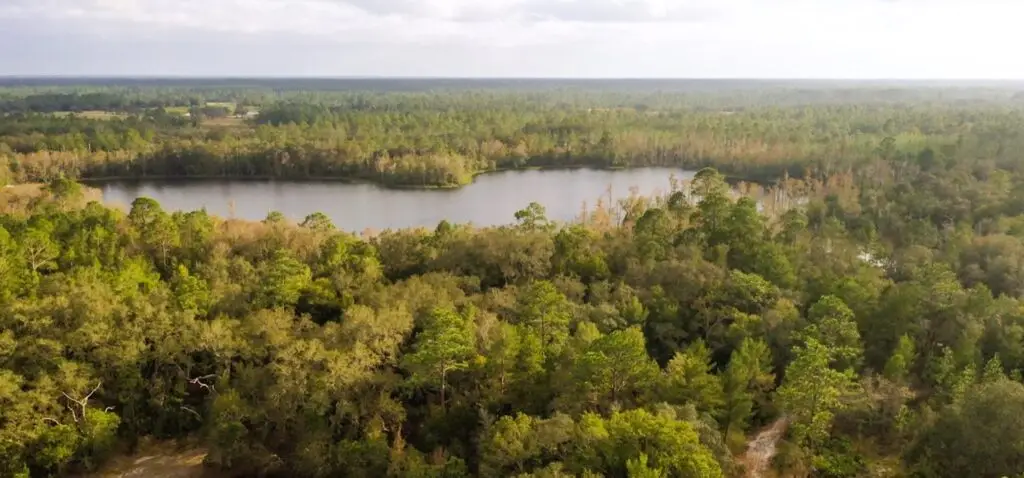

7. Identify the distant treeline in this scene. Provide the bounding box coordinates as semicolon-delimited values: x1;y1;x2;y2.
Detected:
2;79;1024;111
2;85;1024;188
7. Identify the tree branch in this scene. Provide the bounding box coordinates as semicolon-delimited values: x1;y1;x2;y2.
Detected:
189;374;217;393
62;382;102;422
83;382;101;402
181;406;202;420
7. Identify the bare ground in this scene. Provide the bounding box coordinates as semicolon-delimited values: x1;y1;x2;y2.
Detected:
739;417;789;478
78;442;221;478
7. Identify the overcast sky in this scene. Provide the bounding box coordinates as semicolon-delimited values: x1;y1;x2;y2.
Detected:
0;0;1021;78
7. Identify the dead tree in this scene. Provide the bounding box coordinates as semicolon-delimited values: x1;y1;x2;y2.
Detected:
62;382;101;423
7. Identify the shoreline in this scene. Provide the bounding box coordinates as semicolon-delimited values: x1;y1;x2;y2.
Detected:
75;164;782;191
77;165;708;191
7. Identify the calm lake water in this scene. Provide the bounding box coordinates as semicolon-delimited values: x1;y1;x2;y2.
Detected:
97;168;695;232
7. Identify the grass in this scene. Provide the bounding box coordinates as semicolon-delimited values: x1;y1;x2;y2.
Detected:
165;106;190;116
203;116;247;127
45;104;253;121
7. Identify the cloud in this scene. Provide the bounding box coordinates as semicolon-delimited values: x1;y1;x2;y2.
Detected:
1;0;725;30
510;0;719;23
0;0;1022;78
287;0;718;23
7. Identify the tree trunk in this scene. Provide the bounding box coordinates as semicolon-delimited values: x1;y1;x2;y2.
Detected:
440;366;447;410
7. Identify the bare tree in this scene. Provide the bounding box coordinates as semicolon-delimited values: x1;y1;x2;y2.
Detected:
62;382;101;423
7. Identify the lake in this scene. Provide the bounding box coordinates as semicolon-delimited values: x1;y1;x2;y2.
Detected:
96;168;695;232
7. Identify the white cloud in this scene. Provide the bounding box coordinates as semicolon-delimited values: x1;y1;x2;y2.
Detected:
0;0;1022;77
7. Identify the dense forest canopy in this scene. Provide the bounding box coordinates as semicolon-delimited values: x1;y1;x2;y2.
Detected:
4;81;1024;477
1;80;1024;188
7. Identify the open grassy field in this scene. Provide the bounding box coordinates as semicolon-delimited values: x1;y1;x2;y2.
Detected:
42;103;253;122
203;116;247;127
164;106;190;116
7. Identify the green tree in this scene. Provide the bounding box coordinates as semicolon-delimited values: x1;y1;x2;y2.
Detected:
661;340;725;416
568;327;659;411
776;339;857;451
626;454;666;478
301;212;335;232
44;176;83;206
171;264;211;316
909;379;1024;478
22;223;59;273
128;197;179;267
515;202;553;231
883;334;917;384
722;338;774;438
404;307;476;409
0;226;25;301
981;354;1006;383
801;295;864;371
572;408;723;478
516;280;574;358
255;249;312;308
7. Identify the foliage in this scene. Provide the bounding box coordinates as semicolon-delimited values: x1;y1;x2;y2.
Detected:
4;81;1024;476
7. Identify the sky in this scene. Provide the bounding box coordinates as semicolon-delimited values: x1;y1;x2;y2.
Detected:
0;0;1021;78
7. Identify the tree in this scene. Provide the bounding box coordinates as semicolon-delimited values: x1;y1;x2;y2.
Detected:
691;168;733;251
255;249;312;309
553;225;609;281
776;339;857;451
569;327;659;411
801;295;864;371
661;340;725;416
515;280;574;358
403;307;476;409
633;208;677;261
128;197;178;267
21;222;59;273
44;176;83;206
0;226;24;302
515;202;553;231
883;334;917;383
981;354;1006;383
626;454;666;478
722;338;774;439
480;413;539;475
263;211;287;225
572;408;723;478
908;379;1024;478
479;413;574;476
174;209;215;265
301;212;335;232
171;264;211;317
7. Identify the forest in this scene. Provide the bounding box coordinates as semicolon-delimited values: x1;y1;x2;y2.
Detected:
4;81;1024;477
2;80;1024;188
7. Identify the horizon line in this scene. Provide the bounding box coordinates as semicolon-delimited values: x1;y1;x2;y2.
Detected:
0;75;1023;82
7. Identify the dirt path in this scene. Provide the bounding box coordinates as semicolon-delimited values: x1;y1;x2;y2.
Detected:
740;417;789;478
78;444;217;478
